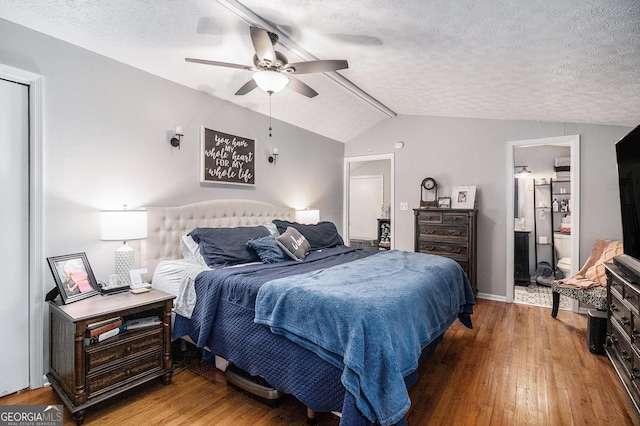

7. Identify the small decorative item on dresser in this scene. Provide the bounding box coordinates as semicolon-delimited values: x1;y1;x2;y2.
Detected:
47;252;100;304
420;177;439;207
437;197;451;208
451;186;476;209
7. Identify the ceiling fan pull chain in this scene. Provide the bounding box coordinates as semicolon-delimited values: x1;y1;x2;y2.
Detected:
269;93;273;137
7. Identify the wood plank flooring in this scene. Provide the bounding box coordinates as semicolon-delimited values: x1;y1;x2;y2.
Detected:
2;299;639;425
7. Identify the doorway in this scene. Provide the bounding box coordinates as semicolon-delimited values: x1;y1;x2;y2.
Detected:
506;135;580;310
0;63;45;391
344;154;394;250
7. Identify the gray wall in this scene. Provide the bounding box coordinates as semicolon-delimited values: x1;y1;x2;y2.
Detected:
0;18;344;283
345;115;632;297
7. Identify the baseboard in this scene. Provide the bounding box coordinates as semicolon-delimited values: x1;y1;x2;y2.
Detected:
476;292;506;302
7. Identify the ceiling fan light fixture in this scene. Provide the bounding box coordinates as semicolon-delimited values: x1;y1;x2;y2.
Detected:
253;70;289;94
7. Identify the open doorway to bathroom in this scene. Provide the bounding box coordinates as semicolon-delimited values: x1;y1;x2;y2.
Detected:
506;135;580;311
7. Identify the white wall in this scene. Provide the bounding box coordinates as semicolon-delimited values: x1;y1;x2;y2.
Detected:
345;115;633;297
0;18;344;282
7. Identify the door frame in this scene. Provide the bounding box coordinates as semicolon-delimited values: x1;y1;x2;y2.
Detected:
344;154;395;249
0;63;45;388
505;135;580;305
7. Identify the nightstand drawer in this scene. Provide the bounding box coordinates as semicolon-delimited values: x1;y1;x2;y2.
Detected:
416;240;468;258
86;327;163;372
418;225;468;241
86;350;164;397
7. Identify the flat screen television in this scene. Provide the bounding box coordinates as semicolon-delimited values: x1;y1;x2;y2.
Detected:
615;125;640;278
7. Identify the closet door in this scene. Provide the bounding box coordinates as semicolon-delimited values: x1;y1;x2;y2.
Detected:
0;78;30;395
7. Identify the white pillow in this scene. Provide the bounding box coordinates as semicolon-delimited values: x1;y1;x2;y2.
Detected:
180;233;207;266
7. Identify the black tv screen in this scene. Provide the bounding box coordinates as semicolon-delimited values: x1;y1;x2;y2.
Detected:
616;125;640;260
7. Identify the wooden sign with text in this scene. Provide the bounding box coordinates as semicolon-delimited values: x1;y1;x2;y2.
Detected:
201;127;255;185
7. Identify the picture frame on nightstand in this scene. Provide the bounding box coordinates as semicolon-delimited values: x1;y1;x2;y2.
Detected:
47;252;100;304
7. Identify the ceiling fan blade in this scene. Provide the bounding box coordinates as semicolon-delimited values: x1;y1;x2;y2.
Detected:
250;26;276;64
235;79;258;95
185;58;253;71
285;60;348;74
287;76;318;98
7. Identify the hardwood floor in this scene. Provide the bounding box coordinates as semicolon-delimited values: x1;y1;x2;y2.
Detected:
2;299;639;425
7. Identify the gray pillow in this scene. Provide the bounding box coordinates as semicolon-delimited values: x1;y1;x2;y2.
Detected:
276;227;311;261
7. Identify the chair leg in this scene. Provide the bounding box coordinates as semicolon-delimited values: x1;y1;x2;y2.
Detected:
551;290;560;318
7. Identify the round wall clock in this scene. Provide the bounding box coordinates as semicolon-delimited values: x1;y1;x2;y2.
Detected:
420;177;439;207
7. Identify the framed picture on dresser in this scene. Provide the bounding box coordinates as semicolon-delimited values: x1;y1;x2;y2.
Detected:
47;252;100;304
452;186;476;209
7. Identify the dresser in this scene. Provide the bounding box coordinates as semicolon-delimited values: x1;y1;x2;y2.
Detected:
414;208;478;295
48;289;175;425
605;260;640;414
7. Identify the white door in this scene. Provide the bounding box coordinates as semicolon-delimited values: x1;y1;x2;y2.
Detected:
0;78;30;395
349;175;383;240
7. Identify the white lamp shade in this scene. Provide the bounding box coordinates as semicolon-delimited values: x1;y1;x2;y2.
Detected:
100;210;148;241
295;209;320;224
253;70;290;94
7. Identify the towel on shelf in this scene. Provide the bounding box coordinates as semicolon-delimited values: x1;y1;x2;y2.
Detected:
556;239;623;289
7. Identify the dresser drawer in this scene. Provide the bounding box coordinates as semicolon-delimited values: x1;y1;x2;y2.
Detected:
416;240;468;258
86;327;163;372
86;350;164;397
610;324;634;378
416;210;443;223
611;274;625;298
610;297;633;338
442;212;470;225
418;225;468;241
623;283;640;314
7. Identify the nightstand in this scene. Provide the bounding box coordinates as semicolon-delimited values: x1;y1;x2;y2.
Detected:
47;289;175;425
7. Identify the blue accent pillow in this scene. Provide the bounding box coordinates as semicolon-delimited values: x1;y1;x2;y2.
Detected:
189;226;270;267
272;220;344;250
246;234;287;264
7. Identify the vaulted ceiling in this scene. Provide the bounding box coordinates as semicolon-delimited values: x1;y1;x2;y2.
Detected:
2;0;639;142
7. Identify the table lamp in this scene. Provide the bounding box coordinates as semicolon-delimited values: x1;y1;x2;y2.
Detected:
100;207;147;288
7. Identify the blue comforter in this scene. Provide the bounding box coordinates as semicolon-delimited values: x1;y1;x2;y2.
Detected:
254;250;474;425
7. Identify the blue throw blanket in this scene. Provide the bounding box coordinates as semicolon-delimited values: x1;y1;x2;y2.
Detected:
255;250;475;426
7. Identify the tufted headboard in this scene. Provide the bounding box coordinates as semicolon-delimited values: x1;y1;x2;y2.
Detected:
140;199;294;281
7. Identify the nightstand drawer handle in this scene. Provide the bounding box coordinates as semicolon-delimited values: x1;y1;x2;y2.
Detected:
450;248;462;253
449;230;463;236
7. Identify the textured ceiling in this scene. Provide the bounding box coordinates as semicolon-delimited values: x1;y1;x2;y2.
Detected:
1;0;639;142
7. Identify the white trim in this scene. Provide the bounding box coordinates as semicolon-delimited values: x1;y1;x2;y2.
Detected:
344;154;395;249
476;292;507;303
0;63;45;389
506;134;580;311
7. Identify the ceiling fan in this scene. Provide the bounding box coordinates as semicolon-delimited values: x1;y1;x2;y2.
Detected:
185;26;348;98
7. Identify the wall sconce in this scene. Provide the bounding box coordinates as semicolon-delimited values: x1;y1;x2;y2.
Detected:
170;126;184;149
268;148;279;165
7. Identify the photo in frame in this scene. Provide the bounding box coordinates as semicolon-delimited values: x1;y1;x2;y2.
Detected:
47;253;100;304
451;186;477;209
438;197;452;209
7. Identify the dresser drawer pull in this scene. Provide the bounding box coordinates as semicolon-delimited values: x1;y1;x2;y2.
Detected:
621;350;631;362
425;230;436;235
449;230;463;236
450;248;462;253
609;333;618;345
126;369;132;376
634;368;640;381
620;317;631;326
625;294;637;302
611;303;619;312
425;246;436;251
126;346;132;352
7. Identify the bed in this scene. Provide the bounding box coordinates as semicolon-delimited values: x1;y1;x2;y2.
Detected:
140;199;474;426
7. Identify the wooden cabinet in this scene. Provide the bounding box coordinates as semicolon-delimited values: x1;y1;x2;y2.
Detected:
414;208;478;295
514;231;531;284
605;261;640;414
48;289;175;425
